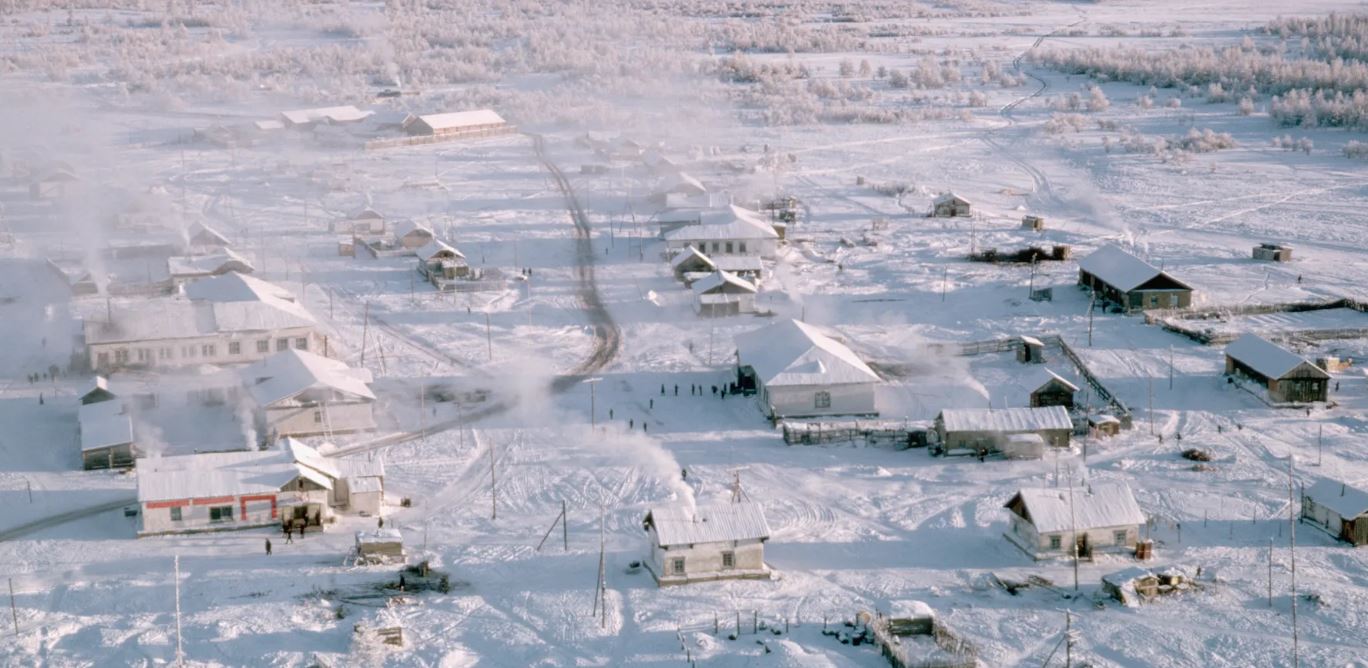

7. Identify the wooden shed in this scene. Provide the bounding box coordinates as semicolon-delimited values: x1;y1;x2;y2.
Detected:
931;192;971;218
1026;368;1079;409
1253;243;1292;262
1302;478;1368;546
1021;215;1045;231
933;406;1072;456
1077;245;1193;312
1224;334;1329;404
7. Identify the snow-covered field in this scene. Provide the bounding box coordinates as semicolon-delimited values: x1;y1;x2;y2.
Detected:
2;1;1368;666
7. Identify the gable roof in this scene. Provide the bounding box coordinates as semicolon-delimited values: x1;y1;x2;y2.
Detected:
1305;478;1368;519
1007;483;1145;533
692;270;756;296
280;105;372;125
282;436;340;480
415;239;465;261
79;400;134;452
645;502;770;547
136;440;333;503
939;406;1072;433
241;349;375;406
393;220;434;240
167;249;255;278
350;207;383;220
735;319;880;387
671;246;716;273
184;272;296;305
660;171;706;196
1026;368;1079;394
664;205;779;243
934;192;969;206
1225;334;1328;381
187;222;231;247
1077;245;1190;293
413;109;506;131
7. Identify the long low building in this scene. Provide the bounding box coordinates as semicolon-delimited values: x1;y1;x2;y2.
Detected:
1224;333;1329;404
1004;483;1146;559
403;109;510;137
664;205;780;259
1077;245;1193;312
933;406;1072;456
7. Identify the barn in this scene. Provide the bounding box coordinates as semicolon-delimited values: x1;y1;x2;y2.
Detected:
1077;245;1193;312
931;192;971;217
1224;334;1329;404
1003;483;1146;559
663;205;780;259
404;109;510;137
78;377;137;470
1026;368;1079;409
933;406;1072;456
642;502;771;586
1301;478;1368;546
692;271;757;317
734;319;880;419
240;349;377;440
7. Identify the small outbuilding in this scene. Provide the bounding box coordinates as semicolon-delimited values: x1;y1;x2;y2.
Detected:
1003;483;1146;559
1253;243;1292;262
280;105;372;129
931;192;971;218
166;250;256;285
1224;334;1329;404
392;220;435;250
78;378;137;470
1077;245;1194;312
1021;215;1045;231
1017;335;1046;364
1027;368;1079;409
692;271;757;317
415;239;469;287
344;207;387;235
1089;414;1121;438
933;406;1072;455
355;529;405;564
642;502;771;586
734;319;880;419
1301;478;1368;546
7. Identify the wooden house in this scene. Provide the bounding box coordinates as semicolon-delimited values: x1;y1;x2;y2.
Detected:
392;220;435;250
1101;567;1194;606
1026;368;1079;409
671;247;763;285
1003;483;1146;559
344;207;387;235
78;378;137;470
415;239;469;288
1021;215;1045;231
642;502;771;586
735;320;880;419
1017;335;1046;363
933;406;1072;456
1253;243;1292;262
1077;245;1193;312
403;109;509;138
663;205;780;259
241;349;376;440
1089;414;1121;438
1302;478;1368;546
931;192;971;218
1224;334;1329;404
166;249;256;285
692;271;757;317
185;222;232;254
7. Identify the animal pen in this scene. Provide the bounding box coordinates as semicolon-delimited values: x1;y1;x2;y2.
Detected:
859;609;978;668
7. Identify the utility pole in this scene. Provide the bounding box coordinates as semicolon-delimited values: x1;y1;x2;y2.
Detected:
8;577;17;636
563;499;569;551
484;312;493;361
941;266;948;302
1068;476;1079;591
1148;376;1155;436
1168;346;1174;390
1028;257;1037;298
174;555;184;667
585;378;601;428
360;302;370;367
1065;611;1073;668
490;441;497;520
1087;293;1095;347
1288;456;1299;668
1268;537;1273;607
1317;425;1323;466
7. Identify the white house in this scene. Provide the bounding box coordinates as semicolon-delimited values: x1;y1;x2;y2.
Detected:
664;205;780;259
931;192;971;217
84;275;321;373
279;105;372;129
734;319;880;419
241;349;377;441
1302;478;1368;546
692;271;757;317
1003;483;1146;559
403;109;510;137
78;378;136;470
671;247;764;285
166;249;255;285
642;502;771;586
135;438;378;536
343;207;387;235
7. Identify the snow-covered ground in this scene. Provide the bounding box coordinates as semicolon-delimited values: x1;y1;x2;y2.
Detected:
2;1;1368;666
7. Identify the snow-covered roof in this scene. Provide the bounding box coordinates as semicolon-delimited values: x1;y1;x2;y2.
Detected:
349;476;384;494
80;376;113;402
713;256;764;272
415;239;465;261
1225;334;1328;381
939;406;1072;433
167;249;255;278
660;171;706;196
86;296;312;346
663;205;779;243
356;528;403;545
735;320;880;387
282;437;340;479
79;400;134;452
412;109;506;131
889;600;934;620
254;120;285;131
1305;478;1368;519
1026;368;1079;394
136;441;331;503
186;222;231;247
241;349;376;406
1006;433;1046;444
184;272;296;305
645;502;770;547
210;298;316;333
1008;483;1146;533
1077;245;1190;292
281;105;372;125
350;207;383;220
692;270;756;296
658;208;704;224
934;192;969;205
393;220;434;239
671;246;715;272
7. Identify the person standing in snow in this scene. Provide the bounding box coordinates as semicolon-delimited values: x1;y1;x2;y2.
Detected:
284;524;293;544
378;516;384;529
265;539;272;556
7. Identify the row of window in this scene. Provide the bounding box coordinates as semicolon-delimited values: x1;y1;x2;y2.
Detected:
668;551;736;575
99;337;309;367
1045;530;1128;550
689;241;748;255
168;505;236;523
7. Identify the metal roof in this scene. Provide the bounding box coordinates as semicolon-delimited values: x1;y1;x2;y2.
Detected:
241;349;376;406
1225;334;1328;381
735;319;880;388
939;406;1072;433
1077;245;1189;292
78;400;134;452
663;205;778;242
1305;478;1368;519
1008;483;1146;533
413;109;506;131
692;270;756;296
136;443;329;503
645;502;770;547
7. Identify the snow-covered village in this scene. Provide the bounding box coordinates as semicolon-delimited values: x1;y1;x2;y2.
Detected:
1;0;1367;665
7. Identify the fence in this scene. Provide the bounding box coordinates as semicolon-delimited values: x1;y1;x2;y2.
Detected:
864;611;978;668
1048;335;1132;427
781;420;927;447
1144;297;1368;345
363;125;518;150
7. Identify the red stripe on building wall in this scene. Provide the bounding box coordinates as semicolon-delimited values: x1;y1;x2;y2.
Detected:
239;494;278;521
145;499;191;509
191;496;236;506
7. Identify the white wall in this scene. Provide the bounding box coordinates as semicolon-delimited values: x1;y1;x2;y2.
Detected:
760;382;876;419
90;326;322;372
666;238;777;259
649;538;766;582
1010;515;1140;555
264;401;375;438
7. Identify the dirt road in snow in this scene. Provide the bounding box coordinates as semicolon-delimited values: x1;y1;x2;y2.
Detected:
0;496;135;542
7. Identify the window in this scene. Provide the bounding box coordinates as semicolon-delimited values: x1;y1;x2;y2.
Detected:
739;242;747;254
209;506;234;522
202;344;215;357
721;551;735;569
313;410;323;424
814;391;831;409
1168;294;1179;307
1049;535;1062;550
295;337;308;350
711;242;720;254
257;340;270;353
725;242;734;254
1114;530;1128;544
136;348;150;363
97;352;109;368
671;557;685;575
1149;295;1160;307
114;349;129;364
277;338;289;352
182;346;196;359
170;507;182;522
228;341;241;355
159;347;172;360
